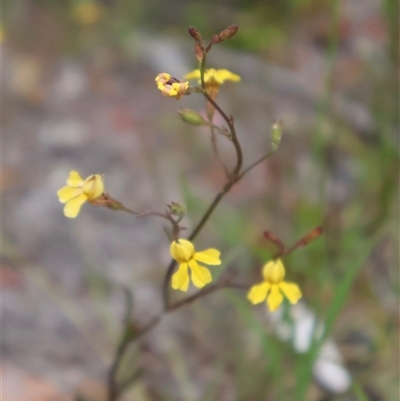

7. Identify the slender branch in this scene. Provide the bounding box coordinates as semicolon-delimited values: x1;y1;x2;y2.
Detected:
162;259;177;310
169;270;239;310
201;90;243;177
189;186;230;241
108;271;248;401
107;288;134;401
107;339;130;401
137;211;181;239
199;54;243;177
237;150;276;179
118;369;144;394
210;124;230;179
142;271;245;338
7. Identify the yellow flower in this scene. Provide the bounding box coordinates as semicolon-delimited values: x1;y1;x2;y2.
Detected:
57;171;104;218
184;69;240;118
184;68;241;86
170;239;221;291
155;73;189;100
247;259;302;312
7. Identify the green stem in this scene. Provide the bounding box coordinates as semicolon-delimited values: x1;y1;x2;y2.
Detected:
238;150;276;179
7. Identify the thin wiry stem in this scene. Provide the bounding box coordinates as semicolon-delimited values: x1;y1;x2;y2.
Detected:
237;150;276;179
137;211;181;239
140;271;245;338
107;288;134;401
210;124;230;179
107;273;248;401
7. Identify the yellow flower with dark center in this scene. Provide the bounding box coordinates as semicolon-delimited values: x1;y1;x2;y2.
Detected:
57;171;104;218
170;239;221;291
155;73;189;100
247;259;302;312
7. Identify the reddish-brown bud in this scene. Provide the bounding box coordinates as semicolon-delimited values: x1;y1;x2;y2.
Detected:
210;25;239;45
188;26;202;43
296;226;323;248
263;230;285;253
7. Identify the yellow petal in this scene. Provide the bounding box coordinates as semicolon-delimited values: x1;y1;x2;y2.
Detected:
57;186;83;203
63;193;88;218
204;68;217;82
171;263;190;292
168;85;178;97
194;248;221;265
184;70;201;80
214;69;241;84
66;171;84;187
160;82;188;99
262;259;285;284
280;281;302;305
170;239;195;263
247;282;270;304
82;174;104;200
188;259;212;289
155;73;171;84
267;285;284;311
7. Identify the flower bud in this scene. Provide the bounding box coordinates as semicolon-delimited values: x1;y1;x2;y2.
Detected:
188;26;203;43
209;25;239;45
264;230;285;253
178;109;209;126
296;226;323;248
271;121;283;151
168;202;187;217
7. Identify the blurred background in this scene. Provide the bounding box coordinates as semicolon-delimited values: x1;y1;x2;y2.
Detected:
2;0;399;400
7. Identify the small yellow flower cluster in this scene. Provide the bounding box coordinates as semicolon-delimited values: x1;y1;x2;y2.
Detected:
56;170;302;311
58;64;301;311
168;239;301;311
155;69;240;101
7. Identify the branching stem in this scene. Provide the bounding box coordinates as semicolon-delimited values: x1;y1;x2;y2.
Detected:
107;39;278;401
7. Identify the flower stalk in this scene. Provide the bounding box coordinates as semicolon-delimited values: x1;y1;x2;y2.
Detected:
55;25;323;401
